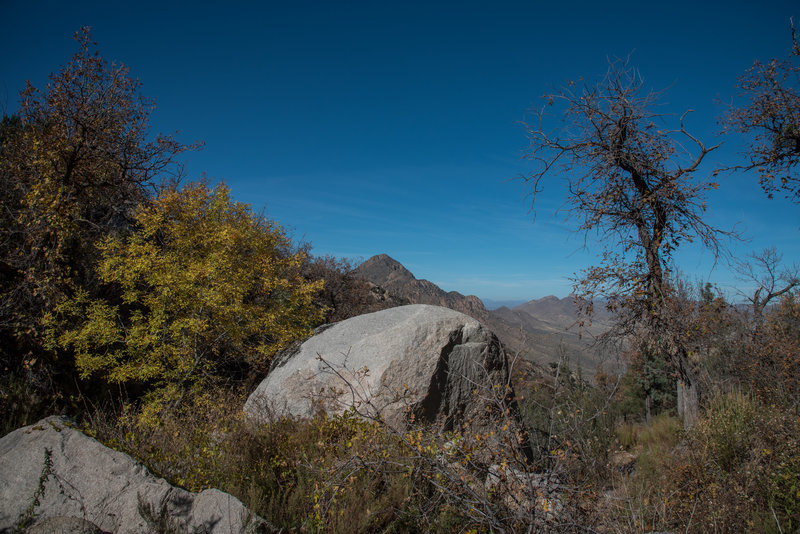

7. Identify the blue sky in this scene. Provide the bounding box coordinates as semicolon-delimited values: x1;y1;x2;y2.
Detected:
2;1;799;301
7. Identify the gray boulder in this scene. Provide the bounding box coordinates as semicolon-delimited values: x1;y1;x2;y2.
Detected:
0;417;269;533
26;516;108;534
245;304;526;441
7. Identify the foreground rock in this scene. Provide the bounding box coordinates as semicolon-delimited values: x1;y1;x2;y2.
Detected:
0;417;268;533
245;305;528;444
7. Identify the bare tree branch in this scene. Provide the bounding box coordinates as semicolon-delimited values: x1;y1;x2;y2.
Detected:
723;20;800;202
735;247;800;323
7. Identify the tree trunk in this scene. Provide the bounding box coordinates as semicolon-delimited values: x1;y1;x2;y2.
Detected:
676;351;699;429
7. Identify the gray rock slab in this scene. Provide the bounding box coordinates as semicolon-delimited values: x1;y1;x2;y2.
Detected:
0;417;269;533
26;516;109;534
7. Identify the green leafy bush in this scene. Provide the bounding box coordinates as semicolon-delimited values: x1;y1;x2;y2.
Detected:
518;358;618;488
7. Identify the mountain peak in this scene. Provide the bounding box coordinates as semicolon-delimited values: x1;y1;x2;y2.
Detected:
364;253;398;264
356;254;415;286
354;255;488;320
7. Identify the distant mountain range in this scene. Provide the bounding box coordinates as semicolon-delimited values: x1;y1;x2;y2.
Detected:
482;298;529;310
354;254;616;376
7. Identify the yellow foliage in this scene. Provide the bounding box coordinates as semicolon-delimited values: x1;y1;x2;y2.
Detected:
55;181;322;402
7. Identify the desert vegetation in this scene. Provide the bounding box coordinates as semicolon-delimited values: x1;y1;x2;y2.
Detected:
2;28;800;533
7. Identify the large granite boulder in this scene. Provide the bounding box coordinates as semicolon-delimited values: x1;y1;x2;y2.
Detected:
245;305;526;440
0;417;269;533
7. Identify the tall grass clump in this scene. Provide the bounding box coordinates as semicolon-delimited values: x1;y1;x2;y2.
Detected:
606;389;800;533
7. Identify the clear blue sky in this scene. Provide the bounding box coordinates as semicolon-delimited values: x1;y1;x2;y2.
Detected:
2;1;799;301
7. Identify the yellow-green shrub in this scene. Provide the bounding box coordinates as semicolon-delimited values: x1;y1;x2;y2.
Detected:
680;391;800;532
51;181;322;412
1;30;195;422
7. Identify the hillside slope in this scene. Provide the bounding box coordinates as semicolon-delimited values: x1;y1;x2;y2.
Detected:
354;255;614;376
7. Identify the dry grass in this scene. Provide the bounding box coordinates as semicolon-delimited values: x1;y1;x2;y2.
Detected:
85;387;549;533
596;393;800;533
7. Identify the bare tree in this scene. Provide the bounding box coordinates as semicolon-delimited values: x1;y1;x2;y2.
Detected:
523;59;732;427
735;247;800;324
724;20;800;202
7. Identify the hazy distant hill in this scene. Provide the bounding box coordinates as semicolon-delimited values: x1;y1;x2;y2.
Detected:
354;255;615;376
482;298;528;310
484;298;614;376
514;295;613;336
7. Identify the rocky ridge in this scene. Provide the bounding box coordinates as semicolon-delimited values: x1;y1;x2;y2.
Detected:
354;254;489;320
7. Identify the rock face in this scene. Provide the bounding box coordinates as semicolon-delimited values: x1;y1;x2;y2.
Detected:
0;417;268;534
26;516;108;534
244;305;525;439
354;255;489;321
